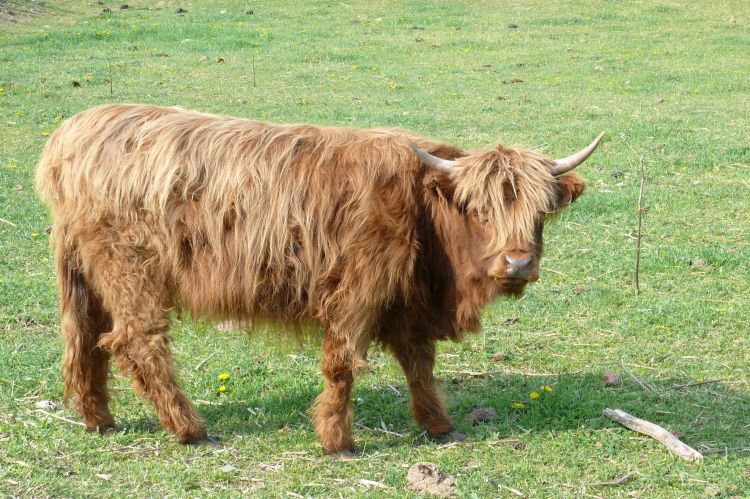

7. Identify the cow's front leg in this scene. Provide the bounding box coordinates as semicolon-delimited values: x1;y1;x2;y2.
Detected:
313;333;356;455
388;338;465;441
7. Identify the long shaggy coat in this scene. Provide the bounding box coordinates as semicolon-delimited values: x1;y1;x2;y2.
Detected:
36;104;586;453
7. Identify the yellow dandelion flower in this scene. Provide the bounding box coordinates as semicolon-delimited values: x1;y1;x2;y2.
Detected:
511;402;526;410
695;377;704;382
218;373;230;381
530;391;540;399
541;385;553;393
217;385;227;394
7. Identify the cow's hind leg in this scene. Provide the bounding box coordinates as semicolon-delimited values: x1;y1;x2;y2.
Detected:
58;244;114;433
84;244;208;444
387;338;464;441
313;333;356;455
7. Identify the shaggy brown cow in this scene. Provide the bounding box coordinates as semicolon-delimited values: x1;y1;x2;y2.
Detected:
36;104;603;455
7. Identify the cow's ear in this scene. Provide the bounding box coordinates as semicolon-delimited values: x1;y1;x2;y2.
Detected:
554;172;586;210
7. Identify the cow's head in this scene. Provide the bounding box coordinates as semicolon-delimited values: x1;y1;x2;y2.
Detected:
413;133;604;297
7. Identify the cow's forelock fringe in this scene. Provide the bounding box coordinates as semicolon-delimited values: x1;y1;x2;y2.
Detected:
452;146;555;253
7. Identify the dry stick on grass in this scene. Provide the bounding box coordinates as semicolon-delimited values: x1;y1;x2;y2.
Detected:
31;409;87;428
0;216;17;227
603;408;703;462
672;378;725;389
618;359;654;392
194;352;217;371
108;60;114;97
635;156;645;295
586;470;637;488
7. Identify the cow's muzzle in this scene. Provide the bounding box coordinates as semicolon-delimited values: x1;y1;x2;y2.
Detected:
503;254;533;280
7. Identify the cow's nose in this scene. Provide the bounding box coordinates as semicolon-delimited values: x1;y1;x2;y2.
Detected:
504;254;533;279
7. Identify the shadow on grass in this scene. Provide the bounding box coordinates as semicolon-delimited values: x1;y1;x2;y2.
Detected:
164;372;750;455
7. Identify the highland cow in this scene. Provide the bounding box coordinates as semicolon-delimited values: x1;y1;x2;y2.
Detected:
36;104;603;455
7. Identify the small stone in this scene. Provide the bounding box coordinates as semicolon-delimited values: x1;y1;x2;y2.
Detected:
489;352;507;362
406;462;456;498
594;65;607;71
603;370;622;387
690;258;706;267
467;407;498;425
35;400;57;409
220;464;236;473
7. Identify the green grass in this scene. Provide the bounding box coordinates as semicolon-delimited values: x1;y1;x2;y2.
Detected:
2;0;749;496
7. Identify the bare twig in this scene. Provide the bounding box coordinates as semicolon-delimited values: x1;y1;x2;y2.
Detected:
635;156;645;295
194;352;217;371
109;60;113;97
671;378;725;389
442;369;494;378
603;408;703;461
618;360;654;392
497;483;526;497
544;268;568;277
586;470;636;488
0;216;17;227
32;409;86;427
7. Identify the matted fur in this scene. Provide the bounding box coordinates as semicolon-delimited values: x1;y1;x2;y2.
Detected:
36;104;586;452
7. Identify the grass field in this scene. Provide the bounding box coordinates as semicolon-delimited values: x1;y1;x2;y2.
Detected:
1;0;749;496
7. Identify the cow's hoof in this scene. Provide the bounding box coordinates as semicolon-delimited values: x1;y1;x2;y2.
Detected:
431;431;467;443
187;435;223;448
326;449;358;460
98;425;117;436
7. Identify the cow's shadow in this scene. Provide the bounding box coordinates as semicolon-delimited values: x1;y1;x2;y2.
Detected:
153;370;750;455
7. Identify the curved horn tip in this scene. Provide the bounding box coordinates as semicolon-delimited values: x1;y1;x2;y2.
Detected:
550;131;606;176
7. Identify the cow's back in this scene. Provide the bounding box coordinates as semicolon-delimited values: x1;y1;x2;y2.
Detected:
37;104;425;325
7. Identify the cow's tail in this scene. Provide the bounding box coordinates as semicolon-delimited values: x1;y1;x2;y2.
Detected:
57;237;111;406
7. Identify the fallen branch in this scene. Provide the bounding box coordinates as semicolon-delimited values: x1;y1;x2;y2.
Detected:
618;360;654;392
603;408;703;462
586;470;636;488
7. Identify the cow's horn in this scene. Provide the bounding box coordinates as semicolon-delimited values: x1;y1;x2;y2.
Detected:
410;143;459;174
550;131;606;176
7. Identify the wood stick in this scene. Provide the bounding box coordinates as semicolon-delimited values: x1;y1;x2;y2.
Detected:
603;408;703;461
194;352;217;371
0;216;17;227
635;156;645;295
586;470;636;488
671;378;725;389
32;409;87;427
109;60;113;97
497;484;525;497
618;360;654;392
